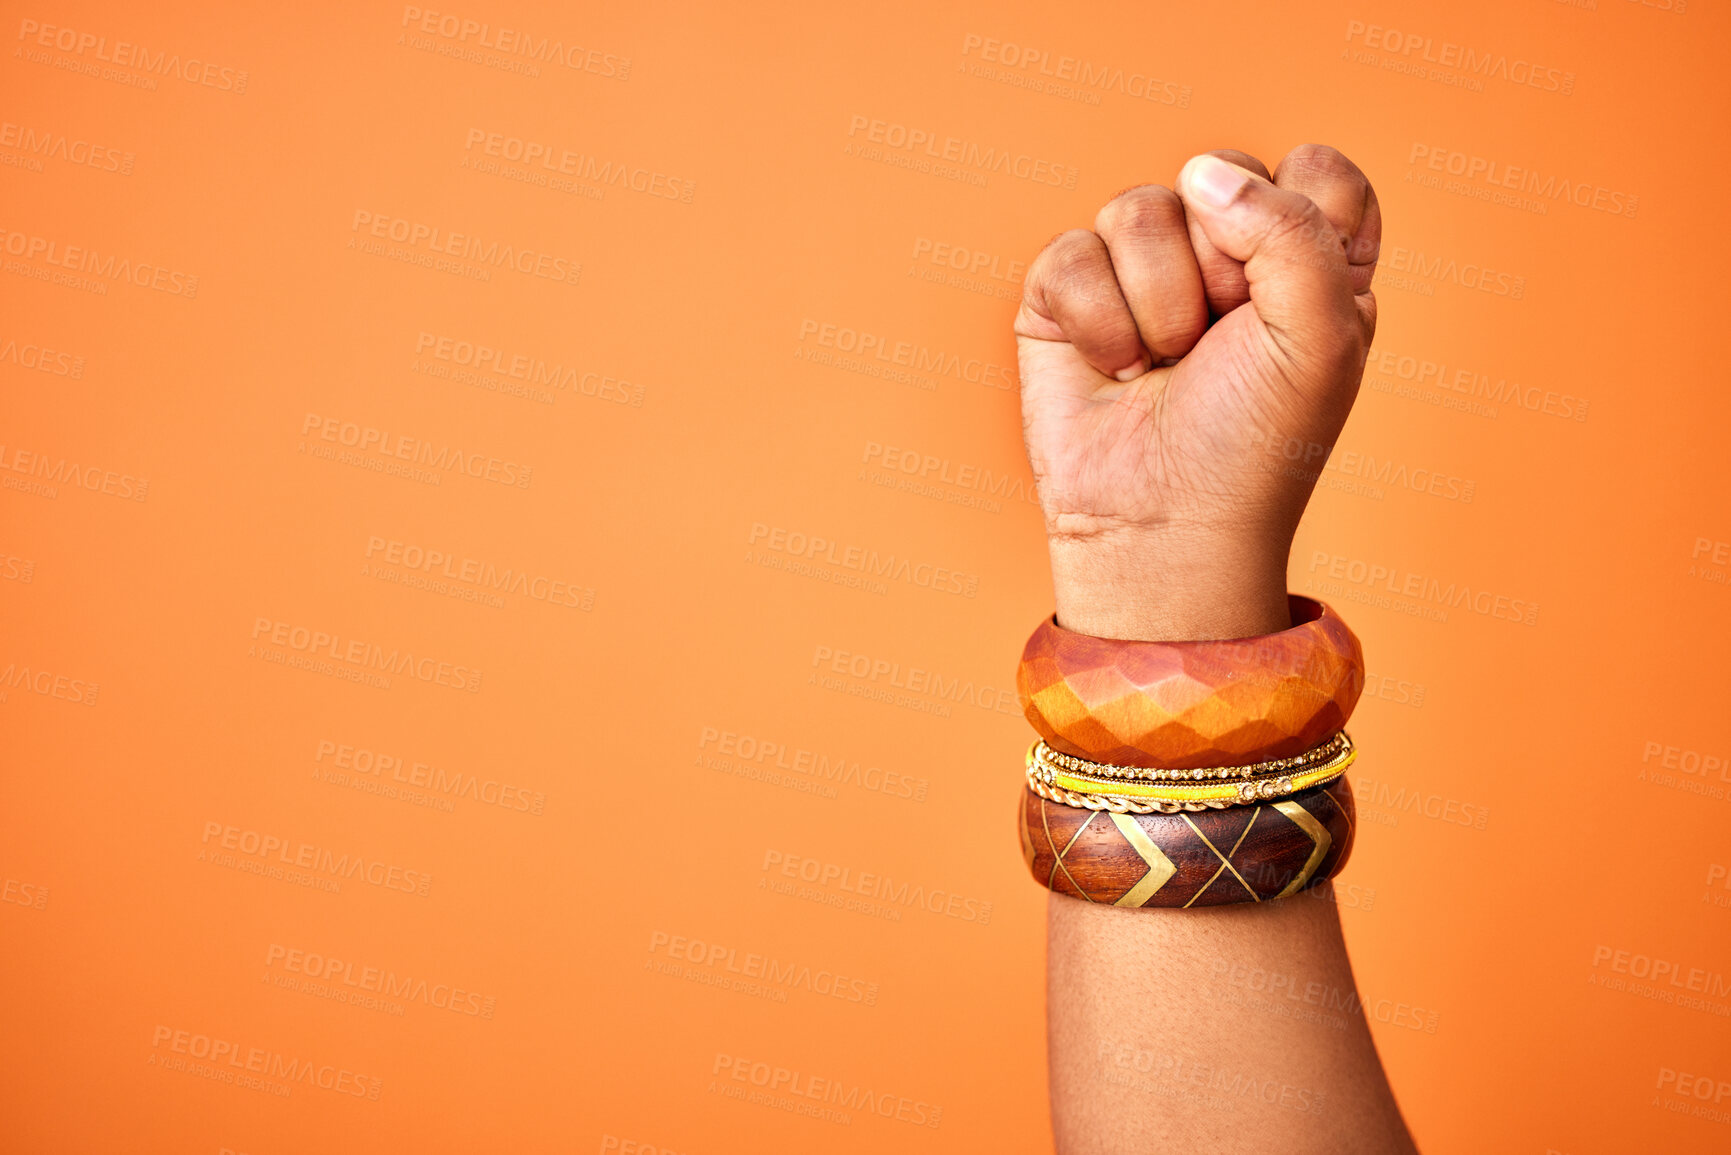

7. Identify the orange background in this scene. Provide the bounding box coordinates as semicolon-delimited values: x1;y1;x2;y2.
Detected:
4;2;1729;1152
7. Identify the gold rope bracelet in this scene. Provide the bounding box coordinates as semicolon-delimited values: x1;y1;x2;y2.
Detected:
1035;730;1354;783
1026;731;1355;812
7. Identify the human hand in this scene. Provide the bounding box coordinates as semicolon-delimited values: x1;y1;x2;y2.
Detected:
1014;145;1381;640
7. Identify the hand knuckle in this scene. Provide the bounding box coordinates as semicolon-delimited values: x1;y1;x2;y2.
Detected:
1032;229;1092;276
1097;186;1180;236
1262;206;1330;251
1283;143;1363;186
1047;237;1107;292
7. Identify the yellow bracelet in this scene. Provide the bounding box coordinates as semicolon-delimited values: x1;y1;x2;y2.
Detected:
1036;730;1353;783
1028;731;1355;808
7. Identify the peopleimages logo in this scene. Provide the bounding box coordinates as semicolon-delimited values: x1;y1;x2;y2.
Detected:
364;535;593;611
760;849;993;925
711;1052;943;1128
747;522;979;598
649;930;880;1005
300;413;533;489
1307;550;1539;626
845;114;1079;189
265;944;497;1018
0;226;198;296
0;443;148;501
16;18;250;92
0;335;85;377
398;7;631;79
0;659;99;705
1591;945;1731;999
413;331;645;406
958;33;1192;107
1362;345;1589;422
808;643;1021;717
1382;245;1525;298
861;441;1039;509
201;821;434;897
349;211;581;285
1;876;49;910
698;725;928;802
0;121;133;174
149;1025;381;1099
251;616;484;693
1343;20;1575;95
314;737;547;815
797;319;1017;391
1408;143;1638;218
462;129;693;201
1656;1067;1731;1106
1353;775;1490;830
1096;1039;1327;1115
909;238;1025;284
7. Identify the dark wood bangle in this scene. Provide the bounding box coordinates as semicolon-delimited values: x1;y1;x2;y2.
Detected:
1019;776;1356;909
1017;595;1364;769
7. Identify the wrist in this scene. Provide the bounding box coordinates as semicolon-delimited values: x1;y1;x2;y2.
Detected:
1047;531;1292;642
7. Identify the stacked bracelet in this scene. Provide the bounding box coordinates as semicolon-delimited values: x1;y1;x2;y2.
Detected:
1018;595;1363;769
1021;776;1356;908
1027;730;1355;814
1015;597;1365;908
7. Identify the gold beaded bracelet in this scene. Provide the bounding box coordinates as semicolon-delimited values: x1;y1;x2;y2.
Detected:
1026;731;1355;814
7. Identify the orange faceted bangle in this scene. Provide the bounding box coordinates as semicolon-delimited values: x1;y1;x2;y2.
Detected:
1016;595;1364;770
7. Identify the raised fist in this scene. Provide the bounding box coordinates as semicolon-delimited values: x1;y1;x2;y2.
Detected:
1015;145;1381;640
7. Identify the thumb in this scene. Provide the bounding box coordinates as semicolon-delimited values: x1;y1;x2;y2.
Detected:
1176;154;1364;383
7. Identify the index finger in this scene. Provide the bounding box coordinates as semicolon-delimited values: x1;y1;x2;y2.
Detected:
1271;144;1381;296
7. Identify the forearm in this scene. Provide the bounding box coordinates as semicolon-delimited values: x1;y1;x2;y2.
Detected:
1044;545;1415;1153
1017;143;1412;1151
1048;881;1413;1153
1048;530;1292;642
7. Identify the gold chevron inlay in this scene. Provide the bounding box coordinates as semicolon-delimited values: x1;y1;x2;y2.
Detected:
1180;811;1261;907
1106;812;1177;907
1273;800;1332;899
1046;803;1097;901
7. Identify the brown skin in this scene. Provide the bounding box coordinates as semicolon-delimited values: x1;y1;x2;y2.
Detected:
1016;145;1417;1152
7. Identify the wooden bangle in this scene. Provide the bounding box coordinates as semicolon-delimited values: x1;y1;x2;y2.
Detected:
1019;776;1356;909
1016;595;1364;769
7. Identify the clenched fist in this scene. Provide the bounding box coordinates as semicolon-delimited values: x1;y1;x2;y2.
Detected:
1015;145;1381;641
